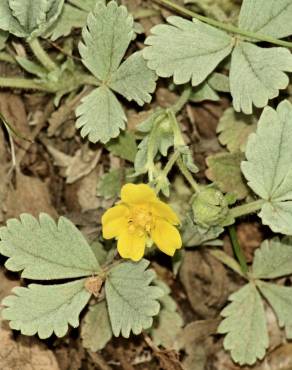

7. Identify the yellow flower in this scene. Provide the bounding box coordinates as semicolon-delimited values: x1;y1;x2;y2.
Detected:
102;183;182;261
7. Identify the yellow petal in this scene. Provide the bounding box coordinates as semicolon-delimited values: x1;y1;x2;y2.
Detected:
102;205;129;226
151;200;180;225
121;183;157;204
117;229;146;261
151;219;182;256
102;217;127;239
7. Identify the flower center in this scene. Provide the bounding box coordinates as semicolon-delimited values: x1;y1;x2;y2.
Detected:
128;205;153;234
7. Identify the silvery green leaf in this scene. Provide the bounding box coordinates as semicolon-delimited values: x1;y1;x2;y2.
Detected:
0;30;8;50
190;81;219;102
109;51;157;105
208;72;230;92
7;0;65;39
105;260;164;338
206;151;249;200
97;168;133;200
79;0;134;82
144;16;233;85
76;86;126;144
230;42;292;114
252;238;292;279
81;301;113;351
2;279;91;339
106;131;137;162
45;4;87;40
0;213;100;280
241;100;292;234
257;281;292;338
0;0;27;37
68;0;101;12
239;0;292;40
151;282;183;348
217;107;256;153
218;283;268;365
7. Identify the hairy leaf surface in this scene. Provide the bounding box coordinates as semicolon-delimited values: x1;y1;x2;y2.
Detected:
79;0;133;82
217;107;256;153
239;0;292;39
105;260;163;337
230;42;292;114
242;100;292;234
2;279;91;338
76;86;126;144
0;213;100;279
144;16;233;85
252;238;292;279
110;51;157;106
257;281;292;338
81;301;112;351
218;283;268;365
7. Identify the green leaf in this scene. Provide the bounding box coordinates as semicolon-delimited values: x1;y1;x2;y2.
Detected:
6;0;64;39
190;80;219;102
257;281;292;338
239;0;292;40
217;107;256;153
81;301;113;351
151;282;183;348
218;283;268;365
79;0;134;82
68;0;100;12
105;260;163;337
76;86;126;144
16;56;47;78
252;238;292;279
0;213;100;280
208;72;230;92
97;168;133;200
0;30;8;50
106;131;137;162
241;100;292;234
2;279;91;339
230;42;292;114
45;4;88;40
206;151;249;200
144;16;233;85
110;51;157;105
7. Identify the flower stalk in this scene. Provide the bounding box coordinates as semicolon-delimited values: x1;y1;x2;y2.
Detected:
28;38;57;71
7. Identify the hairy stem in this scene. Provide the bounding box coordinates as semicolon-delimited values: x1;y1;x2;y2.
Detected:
153;0;292;49
155;150;180;193
228;225;248;275
28;38;57;71
230;199;265;219
176;156;201;193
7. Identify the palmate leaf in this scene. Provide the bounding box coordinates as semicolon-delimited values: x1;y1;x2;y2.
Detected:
230;42;292;114
0;0;64;39
76;1;156;143
0;30;8;50
81;301;113;351
252;238;292;279
105;260;164;338
257;281;292;338
76;86;126;144
218;283;268;365
2;279;91;339
0;213;100;280
143;16;233;85
241;100;292;235
239;0;292;40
